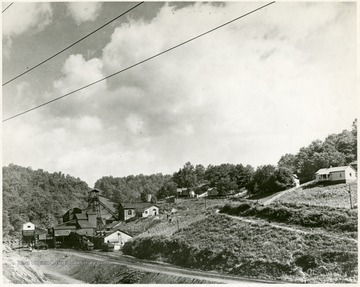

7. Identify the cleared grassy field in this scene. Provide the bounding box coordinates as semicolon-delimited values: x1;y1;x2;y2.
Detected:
275;182;357;208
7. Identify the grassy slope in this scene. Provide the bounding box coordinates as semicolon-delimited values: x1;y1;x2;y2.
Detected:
123;213;357;283
220;201;357;238
122;189;358;283
275;182;358;208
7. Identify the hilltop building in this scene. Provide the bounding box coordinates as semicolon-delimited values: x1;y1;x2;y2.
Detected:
315;166;357;184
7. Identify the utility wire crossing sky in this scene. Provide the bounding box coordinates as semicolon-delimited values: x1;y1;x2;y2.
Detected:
2;1;144;86
3;1;275;122
2;2;13;14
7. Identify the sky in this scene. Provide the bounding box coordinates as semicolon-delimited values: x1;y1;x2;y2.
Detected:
2;1;357;187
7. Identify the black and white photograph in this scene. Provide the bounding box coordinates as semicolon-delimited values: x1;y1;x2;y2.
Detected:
2;1;358;284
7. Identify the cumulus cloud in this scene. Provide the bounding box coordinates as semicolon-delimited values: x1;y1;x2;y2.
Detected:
51;54;106;117
2;3;52;55
67;2;102;24
54;54;104;94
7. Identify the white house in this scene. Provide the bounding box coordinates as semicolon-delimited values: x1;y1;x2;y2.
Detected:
22;222;36;237
94;229;133;250
119;203;160;221
315;166;357;183
22;222;35;231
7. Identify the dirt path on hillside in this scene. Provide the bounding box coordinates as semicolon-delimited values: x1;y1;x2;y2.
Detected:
259;180;314;206
38;249;276;284
225;214;357;243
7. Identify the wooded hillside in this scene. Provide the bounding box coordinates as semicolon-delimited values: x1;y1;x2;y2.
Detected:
2;164;89;237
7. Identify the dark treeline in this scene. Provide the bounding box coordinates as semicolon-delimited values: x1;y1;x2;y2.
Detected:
2;164;89;237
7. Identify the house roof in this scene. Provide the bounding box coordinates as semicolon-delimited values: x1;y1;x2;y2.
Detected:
73;229;93;236
94;229;133;239
99;196;119;214
81;209;97;215
77;219;96;229
315;166;355;175
53;219;77;230
75;213;87;220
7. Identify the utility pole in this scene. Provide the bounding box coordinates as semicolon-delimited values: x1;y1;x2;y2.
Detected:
348;184;353;209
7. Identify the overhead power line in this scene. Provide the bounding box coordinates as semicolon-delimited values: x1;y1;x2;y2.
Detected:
2;2;13;13
3;1;275;123
2;1;144;86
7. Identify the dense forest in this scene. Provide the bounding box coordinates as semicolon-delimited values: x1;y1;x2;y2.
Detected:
2;164;89;237
3;119;356;237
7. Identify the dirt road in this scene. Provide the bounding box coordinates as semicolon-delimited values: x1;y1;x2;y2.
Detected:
41;249;278;284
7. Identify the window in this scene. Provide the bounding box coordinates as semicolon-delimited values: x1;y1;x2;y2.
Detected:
27;225;31;228
340;174;342;177
350;173;352;176
145;210;148;214
128;210;132;215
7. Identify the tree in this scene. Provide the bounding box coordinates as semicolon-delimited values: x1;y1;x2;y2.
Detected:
247;165;276;194
266;168;295;193
334;130;356;163
157;180;177;199
277;154;297;173
216;176;238;196
173;162;197;189
195;164;206;183
352;119;357;159
233;164;254;189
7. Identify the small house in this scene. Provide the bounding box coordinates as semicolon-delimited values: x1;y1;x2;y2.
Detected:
94;229;133;250
22;222;35;237
119;202;160;221
315;166;357;183
177;188;190;197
